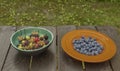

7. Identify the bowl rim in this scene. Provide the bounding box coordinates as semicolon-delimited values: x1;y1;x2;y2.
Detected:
10;27;54;52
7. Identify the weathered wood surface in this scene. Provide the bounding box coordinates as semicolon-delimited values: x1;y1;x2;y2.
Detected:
2;27;30;71
0;26;120;71
57;25;83;71
0;26;15;71
97;26;120;71
31;26;57;71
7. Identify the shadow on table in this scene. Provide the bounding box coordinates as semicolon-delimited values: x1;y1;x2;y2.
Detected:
14;49;54;70
31;49;54;70
61;51;111;71
14;52;30;71
58;51;83;71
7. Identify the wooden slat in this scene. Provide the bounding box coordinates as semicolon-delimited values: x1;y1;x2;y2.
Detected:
31;26;57;71
2;26;30;71
77;26;112;71
57;25;83;71
77;26;96;30
2;47;30;71
0;26;15;71
96;26;120;71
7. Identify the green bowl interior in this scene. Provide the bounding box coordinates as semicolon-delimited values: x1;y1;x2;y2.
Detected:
11;27;53;52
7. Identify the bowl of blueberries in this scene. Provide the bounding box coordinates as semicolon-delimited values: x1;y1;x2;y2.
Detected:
73;36;104;56
61;30;116;63
10;27;54;55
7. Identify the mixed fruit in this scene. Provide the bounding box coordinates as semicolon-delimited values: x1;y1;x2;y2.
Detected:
17;31;49;50
73;36;104;56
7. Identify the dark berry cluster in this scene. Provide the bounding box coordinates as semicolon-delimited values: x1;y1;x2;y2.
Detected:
17;31;49;50
73;36;104;56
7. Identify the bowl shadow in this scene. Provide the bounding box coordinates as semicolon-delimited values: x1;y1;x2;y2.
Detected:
14;49;54;71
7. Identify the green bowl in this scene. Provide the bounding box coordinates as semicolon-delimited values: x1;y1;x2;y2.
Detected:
10;27;54;55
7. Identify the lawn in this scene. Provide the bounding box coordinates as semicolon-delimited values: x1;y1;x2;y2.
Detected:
0;0;120;28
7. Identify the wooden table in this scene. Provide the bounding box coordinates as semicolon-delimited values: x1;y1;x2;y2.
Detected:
0;26;120;71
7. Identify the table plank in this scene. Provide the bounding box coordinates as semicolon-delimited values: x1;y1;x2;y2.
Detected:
2;26;30;71
96;26;120;71
31;26;57;71
0;26;15;71
57;25;83;71
77;26;112;71
1;26;119;71
77;26;96;30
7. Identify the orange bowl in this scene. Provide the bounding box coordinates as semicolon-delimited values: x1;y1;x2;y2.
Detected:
61;30;117;63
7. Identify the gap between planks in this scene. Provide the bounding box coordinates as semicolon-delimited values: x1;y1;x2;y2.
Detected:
0;26;17;71
95;26;113;71
1;44;12;71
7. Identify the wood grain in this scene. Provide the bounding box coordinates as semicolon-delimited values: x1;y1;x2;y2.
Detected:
31;26;57;71
96;26;120;71
57;25;83;71
2;26;30;71
0;26;15;71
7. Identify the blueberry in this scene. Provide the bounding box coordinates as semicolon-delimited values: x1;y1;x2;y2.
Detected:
88;48;92;51
83;38;87;41
90;39;94;42
86;46;89;49
87;44;91;47
76;45;81;49
84;50;87;53
80;48;84;51
74;43;77;47
84;44;87;47
87;38;91;42
96;44;100;47
73;36;104;56
86;38;90;42
81;40;84;43
95;51;99;54
75;40;79;44
81;36;85;39
98;50;102;54
80;43;84;47
93;41;98;44
88;52;92;56
80;50;84;54
91;52;95;56
92;45;95;47
86;52;89;55
76;49;80;51
99;46;103;49
79;39;83;42
78;44;81;47
85;42;88;44
91;42;95;45
83;42;86;46
73;39;77;44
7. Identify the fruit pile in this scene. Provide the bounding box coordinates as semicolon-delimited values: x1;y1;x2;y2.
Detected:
17;31;49;50
73;36;104;56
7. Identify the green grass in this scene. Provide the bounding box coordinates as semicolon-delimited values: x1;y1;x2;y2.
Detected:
0;0;120;27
